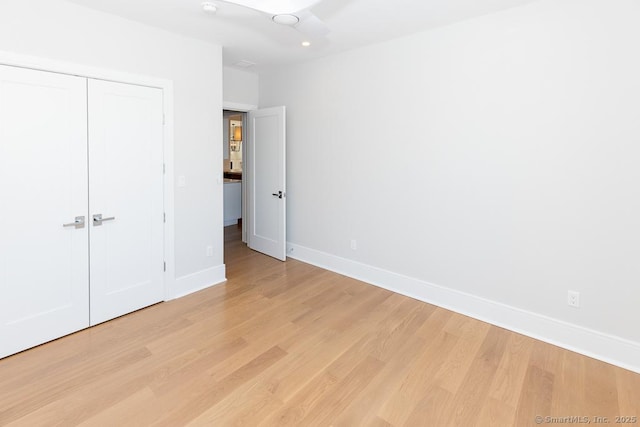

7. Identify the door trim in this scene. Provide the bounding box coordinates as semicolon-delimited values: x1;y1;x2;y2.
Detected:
223;102;257;112
0;50;175;300
223;103;256;245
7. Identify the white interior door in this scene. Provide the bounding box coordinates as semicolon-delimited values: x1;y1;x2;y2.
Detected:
88;80;164;326
247;106;286;261
0;65;89;359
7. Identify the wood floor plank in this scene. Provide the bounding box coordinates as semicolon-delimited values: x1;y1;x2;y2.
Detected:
617;366;640;416
155;345;289;426
583;357;620;420
376;330;460;426
514;364;555;426
550;349;587;416
258;369;340;426
1;225;639;426
297;355;385;427
415;307;454;340
0;346;152;424
402;385;455;427
185;377;284;426
489;332;536;409
445;327;510;426
475;397;518;427
331;335;427;426
432;322;491;394
78;387;157;427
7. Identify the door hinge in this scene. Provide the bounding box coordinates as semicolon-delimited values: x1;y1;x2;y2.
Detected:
163;261;166;272
162;114;165;125
163;163;166;174
163;212;166;223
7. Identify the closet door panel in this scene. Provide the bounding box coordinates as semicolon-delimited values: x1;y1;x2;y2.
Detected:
0;65;89;359
88;80;164;326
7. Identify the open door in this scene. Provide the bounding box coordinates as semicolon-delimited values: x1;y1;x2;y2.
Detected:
247;106;286;261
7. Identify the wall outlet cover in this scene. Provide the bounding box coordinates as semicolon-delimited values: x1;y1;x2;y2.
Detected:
568;290;580;308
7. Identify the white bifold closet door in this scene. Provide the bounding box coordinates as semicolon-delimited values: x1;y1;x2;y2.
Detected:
0;65;164;359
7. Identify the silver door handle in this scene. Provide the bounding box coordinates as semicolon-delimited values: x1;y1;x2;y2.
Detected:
93;214;116;226
63;216;85;228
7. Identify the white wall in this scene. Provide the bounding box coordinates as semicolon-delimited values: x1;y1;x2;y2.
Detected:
0;0;225;295
260;0;640;371
223;66;259;108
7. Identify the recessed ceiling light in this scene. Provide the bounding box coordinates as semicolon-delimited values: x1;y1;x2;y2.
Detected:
201;2;217;13
272;14;300;26
302;41;311;47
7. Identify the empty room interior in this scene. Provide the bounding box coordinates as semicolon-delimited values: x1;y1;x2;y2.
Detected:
1;0;640;425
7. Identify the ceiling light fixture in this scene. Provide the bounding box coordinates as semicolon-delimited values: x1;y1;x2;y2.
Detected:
301;41;311;47
201;2;217;13
272;14;300;26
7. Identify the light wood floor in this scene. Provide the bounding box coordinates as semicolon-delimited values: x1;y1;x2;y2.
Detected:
1;226;639;426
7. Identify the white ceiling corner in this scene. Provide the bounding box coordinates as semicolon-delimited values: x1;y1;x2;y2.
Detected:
63;0;539;73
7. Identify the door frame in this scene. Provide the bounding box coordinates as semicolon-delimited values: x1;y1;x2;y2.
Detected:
223;102;257;244
0;50;175;299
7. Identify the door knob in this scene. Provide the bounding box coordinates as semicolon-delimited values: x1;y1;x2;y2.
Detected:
62;216;85;228
271;191;283;199
93;214;116;226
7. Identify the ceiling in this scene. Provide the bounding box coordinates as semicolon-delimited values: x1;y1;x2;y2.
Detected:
64;0;538;73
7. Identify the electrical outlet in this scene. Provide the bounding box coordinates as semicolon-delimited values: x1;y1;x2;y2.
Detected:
206;246;214;257
568;290;580;308
350;239;357;250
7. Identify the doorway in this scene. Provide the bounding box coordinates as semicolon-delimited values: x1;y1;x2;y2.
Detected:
223;110;247;247
222;105;287;264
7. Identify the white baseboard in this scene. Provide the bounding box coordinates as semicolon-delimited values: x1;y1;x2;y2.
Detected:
287;243;640;374
170;264;226;300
